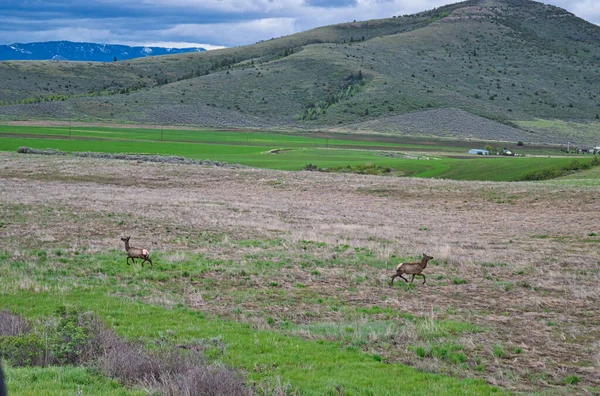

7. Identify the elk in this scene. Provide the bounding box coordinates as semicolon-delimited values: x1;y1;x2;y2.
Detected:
390;253;433;285
120;236;152;267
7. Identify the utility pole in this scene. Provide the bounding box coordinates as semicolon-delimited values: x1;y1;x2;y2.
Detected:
161;127;163;142
69;121;72;139
567;141;570;152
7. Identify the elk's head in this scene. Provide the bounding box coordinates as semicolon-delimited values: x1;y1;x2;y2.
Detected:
121;236;131;242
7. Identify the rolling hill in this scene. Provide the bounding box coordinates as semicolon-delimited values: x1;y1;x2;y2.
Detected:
0;0;599;144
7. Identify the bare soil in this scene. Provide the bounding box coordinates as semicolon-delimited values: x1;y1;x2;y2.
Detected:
1;151;599;393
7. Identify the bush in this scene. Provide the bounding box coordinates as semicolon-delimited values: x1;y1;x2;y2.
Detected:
0;308;250;395
517;141;524;146
52;307;100;365
0;310;31;336
0;308;105;367
97;337;248;395
0;333;46;366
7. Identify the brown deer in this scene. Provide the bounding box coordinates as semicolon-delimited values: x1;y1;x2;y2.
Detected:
390;253;433;285
121;236;152;267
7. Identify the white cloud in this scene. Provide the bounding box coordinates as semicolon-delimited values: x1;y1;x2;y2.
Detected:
0;0;597;48
162;18;297;46
549;0;600;23
143;42;226;50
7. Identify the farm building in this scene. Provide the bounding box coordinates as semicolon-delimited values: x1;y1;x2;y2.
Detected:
579;147;600;154
468;149;489;155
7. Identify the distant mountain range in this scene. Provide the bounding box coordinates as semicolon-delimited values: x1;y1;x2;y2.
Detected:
0;41;206;62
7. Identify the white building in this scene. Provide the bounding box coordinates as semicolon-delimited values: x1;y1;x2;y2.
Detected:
468;149;489;155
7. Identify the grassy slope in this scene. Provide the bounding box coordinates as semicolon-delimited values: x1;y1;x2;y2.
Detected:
0;0;598;144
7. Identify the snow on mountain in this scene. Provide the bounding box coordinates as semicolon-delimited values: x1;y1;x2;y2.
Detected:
0;41;205;61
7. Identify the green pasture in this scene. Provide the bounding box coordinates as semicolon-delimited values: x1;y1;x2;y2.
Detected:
0;247;503;396
0;124;592;181
5;366;143;396
0;125;415;150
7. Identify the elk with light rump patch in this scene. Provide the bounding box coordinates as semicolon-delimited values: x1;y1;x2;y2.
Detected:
121;236;152;267
390;253;433;285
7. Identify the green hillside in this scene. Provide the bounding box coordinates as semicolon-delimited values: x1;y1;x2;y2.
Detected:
0;0;599;144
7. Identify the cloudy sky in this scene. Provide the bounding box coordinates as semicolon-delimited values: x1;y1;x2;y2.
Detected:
0;0;598;49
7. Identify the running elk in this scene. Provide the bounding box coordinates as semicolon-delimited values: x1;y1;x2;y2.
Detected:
390;253;433;285
121;236;153;267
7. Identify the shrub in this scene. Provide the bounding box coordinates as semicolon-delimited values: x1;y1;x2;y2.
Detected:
0;309;250;395
52;307;98;365
0;308;100;366
0;310;31;336
0;333;46;366
517;141;524;146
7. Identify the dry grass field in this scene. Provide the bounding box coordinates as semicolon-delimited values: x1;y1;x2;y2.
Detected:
1;151;599;394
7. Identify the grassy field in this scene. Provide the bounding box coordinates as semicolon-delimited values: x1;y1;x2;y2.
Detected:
5;366;144;396
1;152;599;394
1;124;593;181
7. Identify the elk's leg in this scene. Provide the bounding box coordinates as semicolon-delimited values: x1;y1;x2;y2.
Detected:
141;258;152;267
146;258;153;267
390;274;398;285
399;274;409;283
421;274;426;284
410;274;416;283
126;257;132;265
